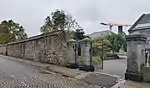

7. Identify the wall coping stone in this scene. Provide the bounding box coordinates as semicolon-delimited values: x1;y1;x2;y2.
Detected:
6;30;65;45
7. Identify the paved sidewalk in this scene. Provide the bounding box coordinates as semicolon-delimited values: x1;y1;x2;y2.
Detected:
0;55;90;88
0;55;87;78
0;55;122;88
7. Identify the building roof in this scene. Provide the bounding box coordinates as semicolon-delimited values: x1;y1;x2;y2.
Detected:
129;13;150;32
88;30;115;39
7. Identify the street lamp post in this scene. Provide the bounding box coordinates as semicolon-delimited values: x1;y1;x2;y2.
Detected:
99;33;104;70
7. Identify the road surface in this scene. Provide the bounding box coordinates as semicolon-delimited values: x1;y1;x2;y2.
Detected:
0;56;89;88
95;59;127;77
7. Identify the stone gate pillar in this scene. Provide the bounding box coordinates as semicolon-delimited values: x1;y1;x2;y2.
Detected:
79;38;94;71
125;32;147;82
66;39;79;69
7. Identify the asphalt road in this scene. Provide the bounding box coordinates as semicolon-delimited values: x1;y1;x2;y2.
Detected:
83;73;118;88
83;58;127;88
0;56;89;88
95;58;127;77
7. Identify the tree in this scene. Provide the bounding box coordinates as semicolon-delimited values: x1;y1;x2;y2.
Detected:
51;10;67;30
68;30;76;39
74;29;86;40
68;28;89;40
41;16;53;33
41;9;86;43
41;9;76;33
120;32;127;52
93;37;110;56
105;33;127;53
0;20;27;44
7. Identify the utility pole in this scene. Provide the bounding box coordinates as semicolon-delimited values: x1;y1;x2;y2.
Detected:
96;38;104;70
101;38;104;70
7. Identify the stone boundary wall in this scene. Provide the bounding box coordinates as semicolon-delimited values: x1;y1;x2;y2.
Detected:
0;30;68;66
0;45;6;55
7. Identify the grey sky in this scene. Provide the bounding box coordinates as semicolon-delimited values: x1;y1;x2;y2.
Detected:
0;0;150;37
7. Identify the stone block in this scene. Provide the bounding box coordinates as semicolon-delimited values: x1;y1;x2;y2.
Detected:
125;72;143;82
141;66;150;83
66;63;79;69
79;65;95;72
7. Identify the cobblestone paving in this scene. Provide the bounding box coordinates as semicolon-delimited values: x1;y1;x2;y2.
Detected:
0;57;90;88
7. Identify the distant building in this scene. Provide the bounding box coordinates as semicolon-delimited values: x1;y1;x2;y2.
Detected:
87;30;115;39
128;13;150;46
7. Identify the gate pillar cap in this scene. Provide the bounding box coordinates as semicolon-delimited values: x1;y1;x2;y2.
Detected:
68;39;76;43
80;38;92;43
126;32;147;41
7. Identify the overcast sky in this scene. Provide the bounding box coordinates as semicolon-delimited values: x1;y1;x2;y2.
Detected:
0;0;150;37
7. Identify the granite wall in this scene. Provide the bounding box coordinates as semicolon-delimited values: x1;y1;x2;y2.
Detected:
3;30;67;66
0;45;6;55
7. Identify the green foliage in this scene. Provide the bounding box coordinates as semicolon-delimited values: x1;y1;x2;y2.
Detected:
41;16;53;33
51;10;66;30
41;9;87;41
68;30;76;39
68;28;89;41
75;29;86;40
93;33;127;59
92;56;101;65
41;9;76;33
121;32;127;52
0;20;27;44
78;56;85;65
105;33;127;53
93;37;110;56
78;56;101;65
144;62;150;67
41;9;87;42
106;34;121;53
